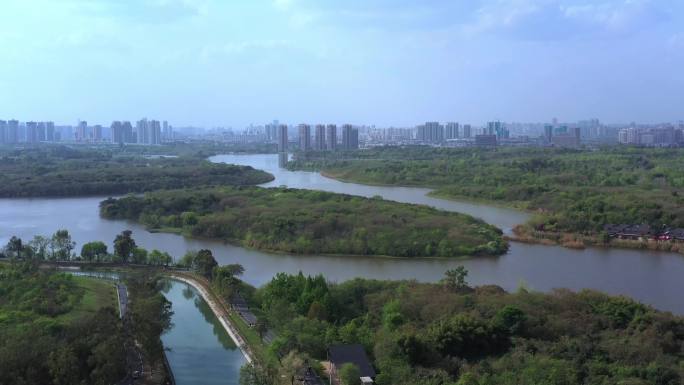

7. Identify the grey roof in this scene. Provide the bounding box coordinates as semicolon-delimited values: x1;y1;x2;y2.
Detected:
328;344;376;378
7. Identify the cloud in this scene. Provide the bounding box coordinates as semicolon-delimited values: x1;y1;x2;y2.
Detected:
459;0;671;41
199;40;293;61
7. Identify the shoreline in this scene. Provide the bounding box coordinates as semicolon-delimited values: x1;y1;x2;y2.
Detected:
510;225;684;255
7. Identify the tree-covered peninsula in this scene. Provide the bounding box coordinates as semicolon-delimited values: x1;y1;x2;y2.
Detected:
0;146;273;197
290;146;684;248
99;187;508;258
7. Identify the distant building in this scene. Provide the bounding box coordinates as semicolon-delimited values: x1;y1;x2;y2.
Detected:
314;124;326;151
162;121;173;142
76;121;88;141
298;123;311;151
0;120;6;143
445;122;459;139
326;124;337;150
475;134;498;147
93;125;103;141
150;120;161;144
25;121;38;143
342;124;359;150
7;120;19;143
417;121;444;143
463;124;472;138
111;121;124;144
46;121;55;141
136;119;148;144
551;126;581;147
544;124;553;143
37;122;46;142
277;124;288;152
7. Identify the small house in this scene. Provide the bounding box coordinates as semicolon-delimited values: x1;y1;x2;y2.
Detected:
327;344;376;385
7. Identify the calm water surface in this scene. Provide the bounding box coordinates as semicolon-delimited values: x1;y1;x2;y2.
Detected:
0;153;682;315
160;279;245;385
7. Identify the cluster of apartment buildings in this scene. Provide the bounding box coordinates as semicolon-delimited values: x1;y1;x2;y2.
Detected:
617;124;684;147
110;119;173;145
273;123;360;152
0;118;173;145
0;120;57;144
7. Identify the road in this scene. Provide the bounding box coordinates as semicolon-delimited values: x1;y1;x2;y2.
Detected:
117;283;128;319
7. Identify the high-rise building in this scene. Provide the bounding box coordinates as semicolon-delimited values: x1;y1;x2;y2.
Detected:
37;122;46;142
25;122;38;143
77;121;88;141
93;125;103;141
266;120;279;142
342;124;359;150
463;124;471;138
7;120;19;143
278;124;288;152
544;124;553;143
111;121;124;144
445;122;459;139
162;121;173;142
417;122;444;143
0;120;6;143
149;120;161;144
122;121;134;143
298;123;311;151
136;119;149;144
46;122;55;142
487;121;509;139
314;124;326;151
326;124;337;150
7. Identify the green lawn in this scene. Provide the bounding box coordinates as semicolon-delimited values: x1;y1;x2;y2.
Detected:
60;276;118;321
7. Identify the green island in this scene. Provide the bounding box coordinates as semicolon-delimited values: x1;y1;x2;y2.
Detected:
0;145;273;197
289;146;684;250
99;187;508;258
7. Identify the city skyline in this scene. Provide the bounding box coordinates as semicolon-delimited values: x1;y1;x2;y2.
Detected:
1;0;683;127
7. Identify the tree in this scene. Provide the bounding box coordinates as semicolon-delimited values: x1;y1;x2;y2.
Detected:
195;249;218;279
113;230;136;263
28;235;50;260
132;247;148;264
239;363;271;385
178;250;197;268
339;363;361;385
51;229;75;261
148;249;173;266
80;241;108;262
442;266;469;292
5;236;23;259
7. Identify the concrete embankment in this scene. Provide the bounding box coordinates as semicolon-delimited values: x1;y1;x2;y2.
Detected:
167;274;254;364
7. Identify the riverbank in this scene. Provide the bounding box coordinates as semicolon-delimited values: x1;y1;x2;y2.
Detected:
511;224;684;254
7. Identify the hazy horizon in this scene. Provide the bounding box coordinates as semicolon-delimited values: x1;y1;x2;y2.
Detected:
1;0;683;127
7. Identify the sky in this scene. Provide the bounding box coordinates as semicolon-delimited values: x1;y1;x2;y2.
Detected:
0;0;683;127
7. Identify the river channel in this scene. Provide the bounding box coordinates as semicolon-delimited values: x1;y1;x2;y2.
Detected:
1;153;682;316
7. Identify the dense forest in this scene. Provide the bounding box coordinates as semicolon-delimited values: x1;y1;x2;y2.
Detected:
290;146;684;235
0;146;273;197
251;270;684;385
0;262;127;385
0;260;174;385
99;187;507;258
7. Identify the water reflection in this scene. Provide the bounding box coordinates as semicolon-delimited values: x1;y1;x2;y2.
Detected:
161;280;245;385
